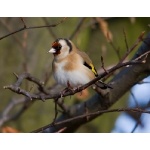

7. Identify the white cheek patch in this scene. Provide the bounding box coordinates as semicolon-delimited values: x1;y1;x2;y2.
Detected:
59;40;67;47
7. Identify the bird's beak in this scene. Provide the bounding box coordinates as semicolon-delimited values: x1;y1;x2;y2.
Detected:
48;48;56;53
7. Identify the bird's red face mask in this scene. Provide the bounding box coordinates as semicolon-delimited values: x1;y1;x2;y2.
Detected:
49;41;62;55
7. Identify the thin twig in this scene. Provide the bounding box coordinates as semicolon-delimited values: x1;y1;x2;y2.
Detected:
52;98;59;124
101;56;108;73
20;17;26;28
56;98;68;113
0;19;23;47
109;41;121;61
134;50;150;62
138;81;150;84
0;84;66;127
55;127;67;133
31;107;150;133
123;28;129;51
130;90;139;107
69;17;86;40
0;98;26;127
42;18;57;39
131;99;150;133
131;115;142;133
117;31;145;65
0;17;67;40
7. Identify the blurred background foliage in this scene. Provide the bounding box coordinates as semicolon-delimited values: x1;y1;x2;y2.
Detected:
0;17;149;133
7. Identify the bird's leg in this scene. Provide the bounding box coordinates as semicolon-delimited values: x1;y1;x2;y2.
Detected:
74;85;82;96
60;82;84;97
67;82;83;95
60;81;74;97
60;87;69;98
67;81;72;89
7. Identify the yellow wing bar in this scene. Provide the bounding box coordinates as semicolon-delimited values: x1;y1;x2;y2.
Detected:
89;63;98;77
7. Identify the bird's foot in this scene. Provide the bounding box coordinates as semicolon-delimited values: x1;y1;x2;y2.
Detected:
95;80;113;89
60;86;82;97
60;87;75;98
60;87;69;98
74;85;82;95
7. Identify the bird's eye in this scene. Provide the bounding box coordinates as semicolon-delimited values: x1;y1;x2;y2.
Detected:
57;45;62;50
52;42;62;51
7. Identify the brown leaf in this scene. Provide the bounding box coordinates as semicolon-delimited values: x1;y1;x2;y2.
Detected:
95;17;113;42
1;126;20;133
75;89;89;100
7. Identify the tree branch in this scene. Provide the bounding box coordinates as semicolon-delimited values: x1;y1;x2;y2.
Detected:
32;107;150;133
0;17;67;40
69;17;86;40
34;32;150;133
0;98;26;127
3;60;143;101
117;31;145;65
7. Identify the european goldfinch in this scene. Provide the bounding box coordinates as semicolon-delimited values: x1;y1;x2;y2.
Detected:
49;38;110;91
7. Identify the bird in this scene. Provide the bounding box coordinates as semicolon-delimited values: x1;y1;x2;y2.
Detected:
48;38;111;94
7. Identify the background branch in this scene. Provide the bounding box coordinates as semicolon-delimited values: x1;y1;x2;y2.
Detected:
69;17;86;40
32;107;150;133
0;17;67;40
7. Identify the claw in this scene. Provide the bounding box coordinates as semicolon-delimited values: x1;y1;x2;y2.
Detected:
60;87;69;98
95;80;113;89
60;81;83;97
75;86;82;95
